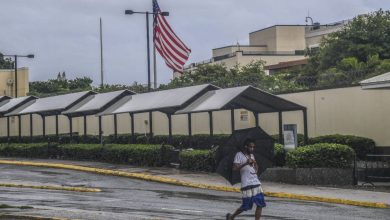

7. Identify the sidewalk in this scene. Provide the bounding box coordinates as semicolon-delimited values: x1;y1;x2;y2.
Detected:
1;157;389;208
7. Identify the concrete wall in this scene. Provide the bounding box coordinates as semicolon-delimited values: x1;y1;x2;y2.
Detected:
212;46;267;58
0;68;29;97
276;26;306;51
260;86;390;147
249;26;306;52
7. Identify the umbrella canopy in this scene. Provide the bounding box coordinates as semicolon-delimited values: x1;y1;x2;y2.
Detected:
216;127;275;185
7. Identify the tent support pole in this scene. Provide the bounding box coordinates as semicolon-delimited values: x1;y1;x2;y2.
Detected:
42;115;46;137
149;112;153;137
130;113;135;143
303;109;308;145
208;111;213;136
114;114;118;139
18;115;22;141
278;111;283;144
30;114;33;142
230;109;235;133
167;114;172;143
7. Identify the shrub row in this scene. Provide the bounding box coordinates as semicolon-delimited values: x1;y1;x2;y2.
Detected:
0;134;230;150
0;143;173;167
286;143;355;168
179;149;216;172
308;134;374;159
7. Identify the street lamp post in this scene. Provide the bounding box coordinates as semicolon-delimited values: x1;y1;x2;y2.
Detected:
3;54;34;97
124;9;169;92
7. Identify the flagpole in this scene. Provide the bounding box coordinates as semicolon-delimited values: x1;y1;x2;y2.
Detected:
153;18;157;89
100;17;104;88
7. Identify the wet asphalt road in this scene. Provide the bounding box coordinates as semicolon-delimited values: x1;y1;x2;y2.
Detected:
0;165;389;220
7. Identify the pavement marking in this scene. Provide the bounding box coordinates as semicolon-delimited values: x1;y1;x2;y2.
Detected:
0;182;101;193
161;207;204;213
0;159;388;209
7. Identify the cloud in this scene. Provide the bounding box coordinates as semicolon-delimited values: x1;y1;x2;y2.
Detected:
0;0;388;86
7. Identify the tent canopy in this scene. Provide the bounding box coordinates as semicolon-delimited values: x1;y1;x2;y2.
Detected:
0;96;37;117
0;96;11;103
99;84;219;115
62;90;135;117
176;86;305;114
5;91;95;116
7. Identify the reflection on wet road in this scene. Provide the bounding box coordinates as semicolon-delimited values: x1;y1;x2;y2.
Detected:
0;165;389;220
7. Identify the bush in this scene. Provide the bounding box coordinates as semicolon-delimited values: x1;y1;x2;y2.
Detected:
273;143;286;167
308;134;375;159
102;144;174;166
179;149;216;172
0;143;50;158
59;144;103;160
286;143;355;168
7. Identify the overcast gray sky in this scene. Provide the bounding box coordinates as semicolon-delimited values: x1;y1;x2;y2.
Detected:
0;0;388;86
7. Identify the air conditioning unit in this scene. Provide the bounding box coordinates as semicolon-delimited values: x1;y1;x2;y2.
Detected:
6;79;14;86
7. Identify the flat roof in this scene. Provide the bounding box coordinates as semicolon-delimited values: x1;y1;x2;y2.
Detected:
6;91;95;116
176;86;305;114
99;84;219;115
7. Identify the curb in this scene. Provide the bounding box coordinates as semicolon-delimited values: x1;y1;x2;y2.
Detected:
0;183;101;193
0;159;387;209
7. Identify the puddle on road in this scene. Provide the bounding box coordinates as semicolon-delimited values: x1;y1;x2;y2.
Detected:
149;189;239;203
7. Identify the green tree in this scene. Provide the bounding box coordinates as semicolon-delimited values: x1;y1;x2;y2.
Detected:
317;9;390;71
0;53;14;69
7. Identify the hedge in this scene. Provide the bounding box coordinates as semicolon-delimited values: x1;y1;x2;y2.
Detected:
273;143;286;167
179;149;216;172
286;143;355;168
0;143;49;158
308;134;375;159
0;142;174;167
101;144;174;166
1;134;230;150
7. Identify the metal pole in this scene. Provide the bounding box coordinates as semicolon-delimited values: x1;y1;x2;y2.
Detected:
146;12;151;92
130;113;135;143
278;112;283;144
149;112;153;137
98;116;102;143
69;116;73;138
42;115;46;137
55;115;59;137
83;115;87;137
187;113;192;137
208;111;213;136
7;116;10;139
303;109;308;145
230;109;235;133
254;112;259;127
153;12;157;89
14;55;18;97
167;114;172;142
30;114;33;141
114;114;118;139
100;17;104;88
18;115;21;141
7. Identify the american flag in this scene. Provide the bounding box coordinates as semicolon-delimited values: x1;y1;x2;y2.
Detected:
153;0;191;73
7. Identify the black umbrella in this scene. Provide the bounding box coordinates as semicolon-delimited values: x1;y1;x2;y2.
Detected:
216;127;275;185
